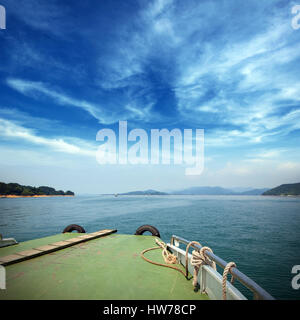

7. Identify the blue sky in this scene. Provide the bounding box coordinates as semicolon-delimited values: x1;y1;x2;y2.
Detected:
0;0;300;194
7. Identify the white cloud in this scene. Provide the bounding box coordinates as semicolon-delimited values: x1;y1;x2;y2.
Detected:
4;0;71;36
0;118;95;157
203;159;300;188
7;78;155;124
154;5;300;145
6;78;114;124
0;107;61;130
146;0;173;18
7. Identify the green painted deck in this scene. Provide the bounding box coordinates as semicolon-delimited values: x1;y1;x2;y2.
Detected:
0;233;83;258
0;233;209;300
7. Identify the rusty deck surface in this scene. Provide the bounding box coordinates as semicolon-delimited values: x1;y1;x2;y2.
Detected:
0;233;209;300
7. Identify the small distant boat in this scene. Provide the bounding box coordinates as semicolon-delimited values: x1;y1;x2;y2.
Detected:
114;193;118;197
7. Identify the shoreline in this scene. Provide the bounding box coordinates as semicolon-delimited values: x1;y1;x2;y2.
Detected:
0;195;75;198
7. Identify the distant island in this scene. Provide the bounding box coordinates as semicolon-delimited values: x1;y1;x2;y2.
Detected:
120;189;168;195
0;182;75;198
116;187;268;196
117;184;300;196
170;186;268;195
115;187;268;196
262;183;300;196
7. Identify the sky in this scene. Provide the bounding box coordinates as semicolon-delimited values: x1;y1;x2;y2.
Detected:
0;0;300;194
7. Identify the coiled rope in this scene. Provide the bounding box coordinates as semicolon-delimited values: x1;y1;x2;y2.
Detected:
185;241;217;287
187;242;236;299
141;239;236;300
141;239;186;276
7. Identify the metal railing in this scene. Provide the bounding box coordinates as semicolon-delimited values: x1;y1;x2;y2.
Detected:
170;235;275;300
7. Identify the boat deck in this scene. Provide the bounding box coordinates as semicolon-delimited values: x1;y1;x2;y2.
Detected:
0;232;209;300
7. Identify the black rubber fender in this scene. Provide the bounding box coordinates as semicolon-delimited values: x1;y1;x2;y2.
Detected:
62;224;86;233
134;225;160;238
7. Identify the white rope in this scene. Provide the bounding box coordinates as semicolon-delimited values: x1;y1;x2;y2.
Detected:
186;242;216;287
222;262;236;300
155;239;177;264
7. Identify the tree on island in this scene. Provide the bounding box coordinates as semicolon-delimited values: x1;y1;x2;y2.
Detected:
0;182;75;196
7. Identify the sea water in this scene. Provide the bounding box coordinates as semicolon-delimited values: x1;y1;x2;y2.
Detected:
0;195;299;300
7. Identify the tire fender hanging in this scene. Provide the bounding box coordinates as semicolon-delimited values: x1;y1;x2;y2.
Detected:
62;224;86;233
134;225;160;238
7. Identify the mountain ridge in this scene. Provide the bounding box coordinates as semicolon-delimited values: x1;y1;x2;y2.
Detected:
118;186;269;196
262;183;300;196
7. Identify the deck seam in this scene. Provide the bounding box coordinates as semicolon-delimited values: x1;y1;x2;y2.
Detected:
0;229;117;266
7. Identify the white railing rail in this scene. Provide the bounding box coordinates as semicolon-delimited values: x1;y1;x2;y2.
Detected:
170;235;275;300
